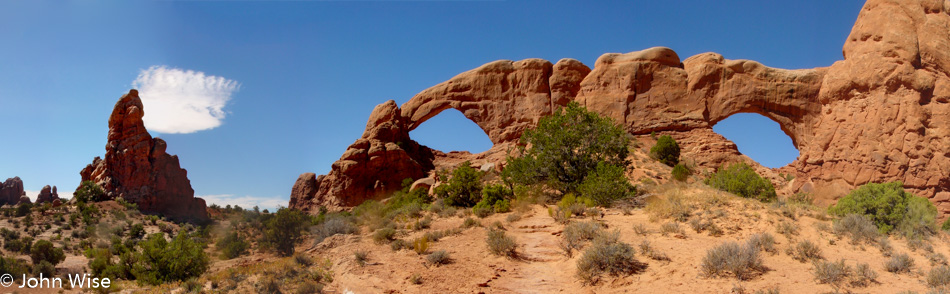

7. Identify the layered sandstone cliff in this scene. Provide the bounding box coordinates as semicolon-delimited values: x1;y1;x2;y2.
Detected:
291;0;950;214
79;90;208;221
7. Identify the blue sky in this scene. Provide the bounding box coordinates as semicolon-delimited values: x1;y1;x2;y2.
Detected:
0;1;863;210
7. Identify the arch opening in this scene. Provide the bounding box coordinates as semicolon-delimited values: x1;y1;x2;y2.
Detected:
711;112;799;168
409;108;493;154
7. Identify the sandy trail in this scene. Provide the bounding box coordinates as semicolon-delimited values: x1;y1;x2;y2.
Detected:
491;207;578;293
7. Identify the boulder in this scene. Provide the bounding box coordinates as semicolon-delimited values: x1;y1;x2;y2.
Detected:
79;89;209;222
0;177;24;206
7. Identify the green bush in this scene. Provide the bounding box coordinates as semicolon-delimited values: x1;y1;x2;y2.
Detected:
942;218;950;231
671;163;690;181
30;240;65;270
134;232;209;285
576;231;641;284
829;182;936;235
435;161;483;207
650;135;680;166
15;203;31;217
472;184;513;217
216;232;250;260
502;102;629;195
74;180;106;203
577;162;635;207
704;162;776;202
260;208;309;257
0;256;28;278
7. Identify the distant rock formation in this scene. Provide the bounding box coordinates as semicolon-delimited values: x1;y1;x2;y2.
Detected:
79;89;208;221
291;0;950;215
36;185;59;204
0;177;24;206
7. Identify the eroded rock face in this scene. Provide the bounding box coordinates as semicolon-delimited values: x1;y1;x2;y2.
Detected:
0;177;24;206
36;185;59;204
79;90;208;221
291;0;950;214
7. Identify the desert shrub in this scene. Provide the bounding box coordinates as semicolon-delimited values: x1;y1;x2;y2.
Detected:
885;253;914;273
313;215;358;244
427;250;451;266
390;239;410;251
705;163;776;202
701;241;763;280
659;222;683;236
898;195;938;238
412;216;432;231
632;223;649;236
506;213;522;223
412;236;429;255
747;232;777;254
461;217;480;228
0;256;28;278
638;240;670;261
133;232;210;285
852;262;878;287
15;203;31;217
650;135;680;167
929;252;948;266
645;193;692;222
260;208;309;257
258;275;281;294
878;236;893;257
788;240;823;263
776;221;800;238
942;218;950;232
32;260;55;277
928;265;950;288
576;231;641;284
435;161;483;207
812;259;851;291
372;228;397;244
828;181;936;235
128;223;145;240
503;102;629;195
559;194;592;216
833;214;879;245
216;232;250;260
74;180;106;203
560;221;602;257
30;240;65;271
474;184;513;215
577;162;636;207
486;229;517;257
671;163;690;181
354;250;368;266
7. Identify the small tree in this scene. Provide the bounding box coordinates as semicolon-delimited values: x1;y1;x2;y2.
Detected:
650;135;680;167
705;162;776;202
30;240;65;276
134;232;209;285
503;102;629;195
435;161;483;207
74;181;106;203
829;181;936;236
261;208;309;256
577;162;635;207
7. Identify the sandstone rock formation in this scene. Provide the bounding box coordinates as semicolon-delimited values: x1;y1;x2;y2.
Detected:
291;0;950;215
36;185;59;204
0;177;24;206
79;90;208;221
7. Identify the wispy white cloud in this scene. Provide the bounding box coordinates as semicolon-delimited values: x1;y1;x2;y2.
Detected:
132;66;240;134
197;194;287;212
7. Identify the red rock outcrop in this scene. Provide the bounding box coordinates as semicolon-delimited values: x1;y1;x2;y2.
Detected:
79;90;209;221
36;185;59;204
291;0;950;215
0;177;24;206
